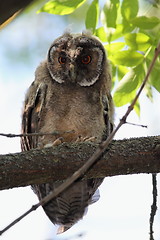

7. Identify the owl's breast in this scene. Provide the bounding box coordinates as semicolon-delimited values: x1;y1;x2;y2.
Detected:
38;83;106;146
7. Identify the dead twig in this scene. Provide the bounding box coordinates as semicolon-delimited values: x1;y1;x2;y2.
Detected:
0;130;74;138
149;173;158;240
125;121;147;128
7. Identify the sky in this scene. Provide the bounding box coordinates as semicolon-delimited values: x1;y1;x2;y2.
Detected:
0;3;160;240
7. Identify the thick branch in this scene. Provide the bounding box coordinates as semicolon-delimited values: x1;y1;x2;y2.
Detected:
0;136;160;190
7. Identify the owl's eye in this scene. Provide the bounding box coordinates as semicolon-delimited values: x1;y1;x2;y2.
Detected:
58;56;66;64
81;55;91;64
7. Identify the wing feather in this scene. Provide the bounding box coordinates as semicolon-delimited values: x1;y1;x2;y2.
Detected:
21;82;48;151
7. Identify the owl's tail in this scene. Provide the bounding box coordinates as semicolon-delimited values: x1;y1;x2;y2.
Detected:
57;225;71;234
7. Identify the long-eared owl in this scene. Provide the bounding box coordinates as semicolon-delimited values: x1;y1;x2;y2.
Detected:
21;32;114;233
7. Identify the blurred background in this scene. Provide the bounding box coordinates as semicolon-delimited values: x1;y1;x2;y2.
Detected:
0;1;160;239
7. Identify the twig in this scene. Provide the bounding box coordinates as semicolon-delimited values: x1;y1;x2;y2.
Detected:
125;121;147;128
149;173;158;240
0;43;160;236
0;130;74;138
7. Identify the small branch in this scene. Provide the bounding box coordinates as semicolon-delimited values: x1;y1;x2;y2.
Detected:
125;121;147;128
0;130;74;138
0;43;160;236
0;205;37;236
149;173;158;240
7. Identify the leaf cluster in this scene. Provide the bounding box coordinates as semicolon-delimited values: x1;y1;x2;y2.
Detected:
38;0;160;115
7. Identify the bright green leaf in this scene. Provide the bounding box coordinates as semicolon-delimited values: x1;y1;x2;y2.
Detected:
117;65;129;81
144;83;153;101
105;42;125;56
38;0;86;15
116;70;137;93
113;70;138;106
111;65;129;83
111;65;117;86
134;64;145;83
125;33;151;51
133;100;140;117
131;16;160;29
95;27;108;42
109;24;123;41
109;50;144;67
113;89;136;106
102;0;119;28
122;18;136;34
121;0;138;20
85;0;99;32
149;60;160;93
113;64;144;106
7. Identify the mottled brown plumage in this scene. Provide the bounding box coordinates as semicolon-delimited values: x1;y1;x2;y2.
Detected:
21;32;114;233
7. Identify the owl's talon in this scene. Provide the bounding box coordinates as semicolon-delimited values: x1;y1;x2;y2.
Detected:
44;143;53;148
52;137;64;146
75;136;82;142
75;136;96;143
84;136;97;142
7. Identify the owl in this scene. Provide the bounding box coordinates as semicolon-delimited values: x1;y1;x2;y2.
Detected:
21;32;114;233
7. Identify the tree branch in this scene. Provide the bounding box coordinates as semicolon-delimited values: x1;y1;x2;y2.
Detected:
1;136;160;190
0;0;34;26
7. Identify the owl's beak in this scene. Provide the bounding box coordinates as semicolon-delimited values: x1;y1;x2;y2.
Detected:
69;63;76;83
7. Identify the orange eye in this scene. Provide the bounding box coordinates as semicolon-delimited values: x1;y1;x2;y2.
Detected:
81;55;91;64
58;56;66;64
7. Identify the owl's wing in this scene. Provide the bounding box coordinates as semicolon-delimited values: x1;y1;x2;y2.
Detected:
21;82;48;151
102;92;114;139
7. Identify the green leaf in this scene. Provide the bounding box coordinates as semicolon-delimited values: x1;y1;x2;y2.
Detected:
109;24;123;41
111;65;117;87
144;83;153;101
109;50;144;67
134;64;145;83
113;65;144;107
149;60;160;93
117;65;129;81
125;33;152;51
105;42;125;56
131;16;160;29
102;0;119;28
38;0;86;15
85;0;99;32
134;100;140;117
122;18;135;34
121;0;138;21
113;69;138;106
95;27;108;42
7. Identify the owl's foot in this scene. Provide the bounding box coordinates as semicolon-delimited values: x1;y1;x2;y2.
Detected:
52;137;64;146
44;137;64;148
75;136;97;142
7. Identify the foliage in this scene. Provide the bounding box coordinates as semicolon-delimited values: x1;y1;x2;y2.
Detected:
38;0;160;115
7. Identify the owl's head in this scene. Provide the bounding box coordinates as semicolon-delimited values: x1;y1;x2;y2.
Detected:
47;33;107;87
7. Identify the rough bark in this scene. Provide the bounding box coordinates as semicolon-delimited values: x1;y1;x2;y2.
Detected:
0;136;160;190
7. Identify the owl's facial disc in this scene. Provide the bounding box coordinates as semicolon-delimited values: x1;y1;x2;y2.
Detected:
47;33;106;86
